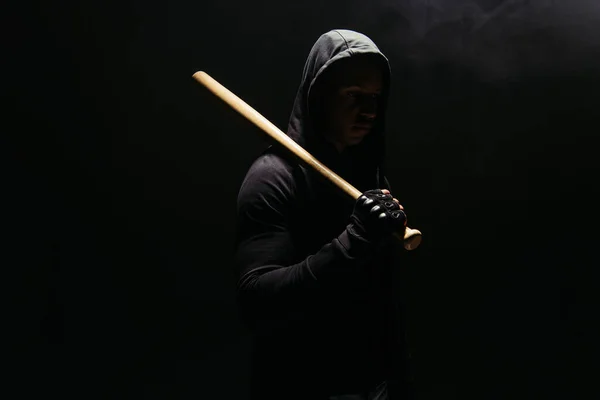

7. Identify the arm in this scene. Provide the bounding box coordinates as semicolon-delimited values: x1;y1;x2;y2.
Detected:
234;155;374;332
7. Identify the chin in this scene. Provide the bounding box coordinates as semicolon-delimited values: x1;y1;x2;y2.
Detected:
348;131;369;141
345;137;365;147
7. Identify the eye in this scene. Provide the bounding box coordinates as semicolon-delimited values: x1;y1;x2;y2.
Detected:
344;91;381;102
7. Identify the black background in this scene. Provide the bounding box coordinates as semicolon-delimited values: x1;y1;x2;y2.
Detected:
6;0;600;398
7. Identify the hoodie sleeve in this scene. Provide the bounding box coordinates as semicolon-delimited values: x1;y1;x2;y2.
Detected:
234;154;375;331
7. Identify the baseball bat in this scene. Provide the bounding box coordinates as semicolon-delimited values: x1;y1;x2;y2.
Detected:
192;71;422;250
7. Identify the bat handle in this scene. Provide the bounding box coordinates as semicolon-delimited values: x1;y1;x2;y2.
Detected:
395;228;422;251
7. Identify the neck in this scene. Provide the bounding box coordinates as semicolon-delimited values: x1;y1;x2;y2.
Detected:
324;136;345;153
332;142;345;153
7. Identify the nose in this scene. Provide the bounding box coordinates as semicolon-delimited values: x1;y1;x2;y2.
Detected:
358;95;377;118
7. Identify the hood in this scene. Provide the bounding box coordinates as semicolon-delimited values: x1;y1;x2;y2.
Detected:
285;29;392;191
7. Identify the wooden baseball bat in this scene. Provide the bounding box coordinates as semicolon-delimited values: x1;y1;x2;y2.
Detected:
192;71;422;250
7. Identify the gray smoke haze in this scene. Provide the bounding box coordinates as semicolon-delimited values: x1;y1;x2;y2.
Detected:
356;0;600;80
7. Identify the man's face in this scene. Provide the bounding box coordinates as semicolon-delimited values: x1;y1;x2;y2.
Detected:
321;58;384;152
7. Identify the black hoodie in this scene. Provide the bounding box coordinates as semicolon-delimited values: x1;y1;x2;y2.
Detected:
234;29;411;399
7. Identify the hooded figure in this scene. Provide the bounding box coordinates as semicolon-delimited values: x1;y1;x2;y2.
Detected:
234;29;413;400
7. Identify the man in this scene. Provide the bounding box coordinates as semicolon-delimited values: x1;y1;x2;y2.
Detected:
234;29;414;400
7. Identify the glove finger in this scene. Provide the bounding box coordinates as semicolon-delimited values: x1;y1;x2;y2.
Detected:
390;209;407;227
369;204;385;217
363;189;385;197
370;205;394;231
382;200;400;212
358;196;375;211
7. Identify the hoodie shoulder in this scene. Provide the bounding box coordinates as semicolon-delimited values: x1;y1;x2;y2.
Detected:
237;149;299;213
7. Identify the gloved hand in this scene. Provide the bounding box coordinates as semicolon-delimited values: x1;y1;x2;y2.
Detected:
347;188;407;243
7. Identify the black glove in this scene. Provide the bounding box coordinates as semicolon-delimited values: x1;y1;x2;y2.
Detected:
348;189;406;243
